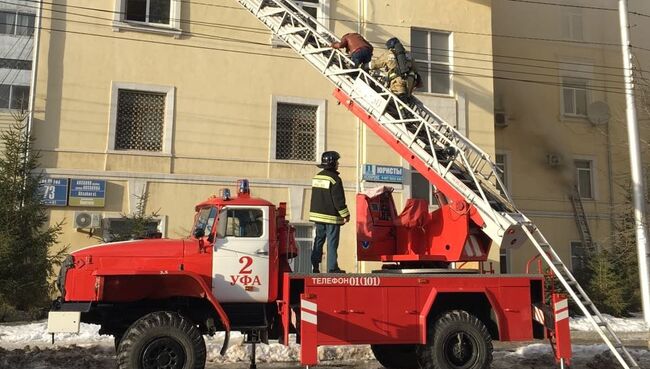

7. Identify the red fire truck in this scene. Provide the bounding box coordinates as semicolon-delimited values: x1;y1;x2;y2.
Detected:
48;1;640;369
48;179;571;369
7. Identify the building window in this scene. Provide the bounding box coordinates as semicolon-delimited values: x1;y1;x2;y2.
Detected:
271;96;326;162
115;90;165;151
0;11;35;36
575;159;594;199
0;84;29;110
271;0;329;46
411;29;452;95
562;77;588;117
570;241;586;272
296;0;319;28
108;83;175;154
103;217;162;242
500;248;510;274
561;9;584;41
292;224;314;273
411;168;439;209
115;0;181;31
495;153;509;192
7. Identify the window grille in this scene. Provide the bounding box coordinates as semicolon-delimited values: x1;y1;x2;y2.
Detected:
115;89;165;152
275;102;317;161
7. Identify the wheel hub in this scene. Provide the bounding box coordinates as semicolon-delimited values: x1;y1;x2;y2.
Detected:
142;337;186;369
443;331;477;368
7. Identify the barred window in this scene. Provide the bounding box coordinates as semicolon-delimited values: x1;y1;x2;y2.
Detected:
115;89;165;152
275;102;318;161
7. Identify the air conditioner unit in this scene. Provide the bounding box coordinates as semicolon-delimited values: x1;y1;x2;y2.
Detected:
494;111;508;127
73;211;102;229
546;154;563;167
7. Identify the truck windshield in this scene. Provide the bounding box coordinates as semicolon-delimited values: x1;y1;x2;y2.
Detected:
194;207;218;237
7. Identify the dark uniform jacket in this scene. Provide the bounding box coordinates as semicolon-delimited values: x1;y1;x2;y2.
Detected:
309;169;350;224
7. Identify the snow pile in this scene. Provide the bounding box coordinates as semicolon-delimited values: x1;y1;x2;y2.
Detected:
204;332;373;363
0;321;111;346
570;314;648;332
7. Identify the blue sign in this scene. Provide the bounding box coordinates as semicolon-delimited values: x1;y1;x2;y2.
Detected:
39;178;69;206
69;179;106;207
362;164;403;183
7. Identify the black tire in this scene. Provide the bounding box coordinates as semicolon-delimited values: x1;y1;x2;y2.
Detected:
117;311;206;369
416;310;492;369
371;344;420;369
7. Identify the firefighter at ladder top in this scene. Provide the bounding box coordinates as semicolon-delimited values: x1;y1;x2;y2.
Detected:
309;151;350;274
331;32;373;68
370;37;422;101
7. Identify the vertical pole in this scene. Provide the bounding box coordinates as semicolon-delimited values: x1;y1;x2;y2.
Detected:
27;0;42;139
618;0;650;327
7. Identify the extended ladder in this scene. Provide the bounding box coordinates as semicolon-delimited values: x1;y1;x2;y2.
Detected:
570;186;594;250
233;1;640;367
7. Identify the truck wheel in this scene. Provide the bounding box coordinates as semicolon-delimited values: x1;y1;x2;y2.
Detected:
117;311;206;369
371;344;419;369
416;310;492;369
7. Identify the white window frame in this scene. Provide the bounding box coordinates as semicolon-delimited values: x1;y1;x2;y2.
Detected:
411;28;453;96
561;76;589;118
291;223;315;273
495;151;511;192
107;82;175;156
113;0;182;36
0;10;35;36
561;8;584;41
270;95;326;164
271;0;330;47
574;157;596;200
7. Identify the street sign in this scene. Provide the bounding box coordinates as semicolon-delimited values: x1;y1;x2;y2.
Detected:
69;179;106;207
39;178;69;206
362;164;403;183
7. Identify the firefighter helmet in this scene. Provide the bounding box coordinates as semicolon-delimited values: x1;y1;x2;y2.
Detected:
318;151;341;169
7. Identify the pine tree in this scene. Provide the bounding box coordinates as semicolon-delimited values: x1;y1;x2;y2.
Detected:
0;114;64;312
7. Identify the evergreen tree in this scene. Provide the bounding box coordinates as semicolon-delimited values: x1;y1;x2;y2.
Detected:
0;115;64;312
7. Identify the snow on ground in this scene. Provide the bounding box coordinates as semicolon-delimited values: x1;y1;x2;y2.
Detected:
1;319;650;368
570;314;648;332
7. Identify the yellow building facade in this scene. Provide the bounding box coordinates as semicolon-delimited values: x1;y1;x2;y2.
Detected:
33;0;498;273
493;0;650;273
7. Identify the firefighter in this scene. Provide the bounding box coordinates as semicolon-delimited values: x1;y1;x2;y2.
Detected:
309;151;350;274
331;32;373;68
370;37;421;100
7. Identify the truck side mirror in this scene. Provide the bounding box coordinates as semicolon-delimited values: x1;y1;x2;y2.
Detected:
193;228;205;239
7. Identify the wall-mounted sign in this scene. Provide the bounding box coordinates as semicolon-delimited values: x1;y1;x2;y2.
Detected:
39;177;69;206
362;164;403;183
69;179;106;207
